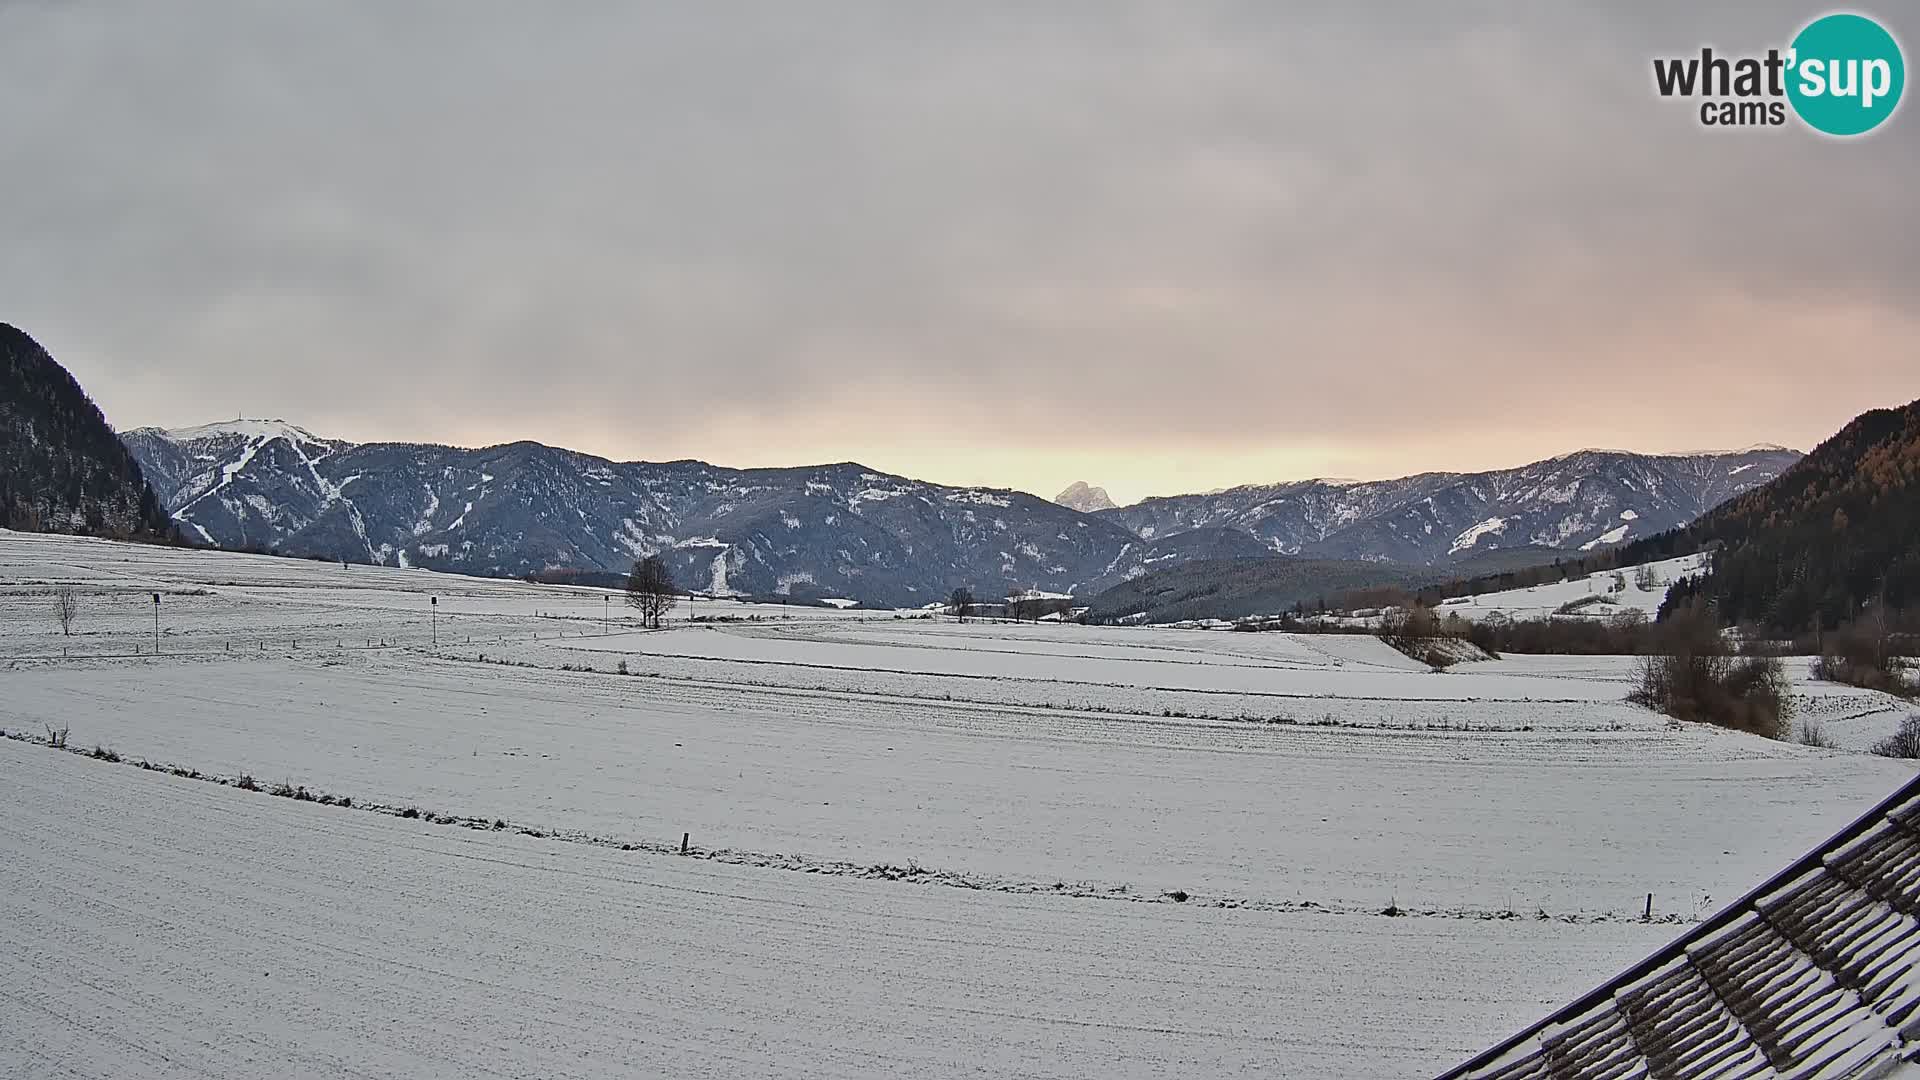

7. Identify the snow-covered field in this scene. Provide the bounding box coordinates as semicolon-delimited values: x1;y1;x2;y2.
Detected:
1;739;1676;1079
3;530;1915;1078
1435;552;1710;623
0;529;882;656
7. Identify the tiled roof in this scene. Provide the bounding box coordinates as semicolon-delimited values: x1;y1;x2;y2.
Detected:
1438;773;1920;1080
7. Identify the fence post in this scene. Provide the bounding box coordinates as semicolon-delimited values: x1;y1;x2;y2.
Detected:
681;832;690;855
1645;893;1653;921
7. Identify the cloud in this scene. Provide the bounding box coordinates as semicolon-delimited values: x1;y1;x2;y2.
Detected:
2;2;1915;503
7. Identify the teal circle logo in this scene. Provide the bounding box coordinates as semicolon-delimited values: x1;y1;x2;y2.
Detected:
1787;13;1905;135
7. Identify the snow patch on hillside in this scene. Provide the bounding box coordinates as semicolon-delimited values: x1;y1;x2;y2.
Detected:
708;549;742;596
1438;552;1710;622
1579;523;1631;551
1449;517;1508;555
412;488;441;537
947;491;1012;508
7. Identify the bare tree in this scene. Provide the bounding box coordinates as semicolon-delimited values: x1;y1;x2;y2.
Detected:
1874;715;1920;759
1869;599;1893;671
948;587;974;622
1634;564;1660;591
625;555;678;629
55;588;78;636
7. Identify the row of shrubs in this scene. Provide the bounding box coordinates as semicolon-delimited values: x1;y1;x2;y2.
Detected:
1243;606;1672;657
1800;714;1920;758
1807;616;1916;698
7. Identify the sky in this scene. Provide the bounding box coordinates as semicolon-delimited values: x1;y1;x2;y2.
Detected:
3;3;1916;506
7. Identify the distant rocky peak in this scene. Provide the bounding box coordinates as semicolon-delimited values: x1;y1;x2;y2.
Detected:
1054;481;1116;513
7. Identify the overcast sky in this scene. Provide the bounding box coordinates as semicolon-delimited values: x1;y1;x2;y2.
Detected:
3;2;1915;504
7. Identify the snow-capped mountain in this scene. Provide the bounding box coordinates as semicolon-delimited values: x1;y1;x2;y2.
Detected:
120;421;1799;604
1097;447;1800;565
121;421;1157;606
120;421;353;547
1053;481;1117;513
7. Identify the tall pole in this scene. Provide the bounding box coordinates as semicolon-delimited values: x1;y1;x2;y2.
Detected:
151;592;160;653
430;596;438;648
604;595;609;634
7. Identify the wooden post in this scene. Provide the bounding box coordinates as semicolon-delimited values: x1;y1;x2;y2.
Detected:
1644;893;1653;921
681;832;690;855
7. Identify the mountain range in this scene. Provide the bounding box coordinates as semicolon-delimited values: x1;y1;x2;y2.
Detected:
121;420;1147;606
120;418;1798;606
1094;447;1799;565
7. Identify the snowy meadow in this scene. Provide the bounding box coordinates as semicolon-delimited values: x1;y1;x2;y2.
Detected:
3;530;1913;1078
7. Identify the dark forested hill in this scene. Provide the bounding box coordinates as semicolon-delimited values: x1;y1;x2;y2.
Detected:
1662;399;1920;631
0;324;171;538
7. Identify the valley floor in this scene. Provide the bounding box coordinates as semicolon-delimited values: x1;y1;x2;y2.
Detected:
3;530;1914;1077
